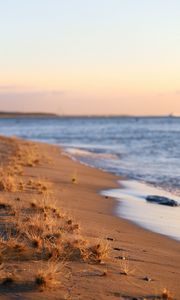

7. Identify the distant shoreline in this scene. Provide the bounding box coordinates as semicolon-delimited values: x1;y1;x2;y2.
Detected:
0;112;179;118
0;112;59;118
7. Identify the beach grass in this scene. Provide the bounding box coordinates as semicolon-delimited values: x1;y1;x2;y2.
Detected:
0;135;178;300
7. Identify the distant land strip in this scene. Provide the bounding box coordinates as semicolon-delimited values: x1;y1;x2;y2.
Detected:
0;112;59;118
0;112;179;118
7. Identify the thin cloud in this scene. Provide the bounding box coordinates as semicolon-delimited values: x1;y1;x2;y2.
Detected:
0;84;66;96
0;85;20;90
0;89;66;96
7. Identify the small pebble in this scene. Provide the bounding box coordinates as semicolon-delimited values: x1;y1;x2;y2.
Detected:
113;247;122;251
15;197;20;201
143;276;152;282
107;237;114;241
115;256;126;260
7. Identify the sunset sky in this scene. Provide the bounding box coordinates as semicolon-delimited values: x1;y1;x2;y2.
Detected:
0;0;180;115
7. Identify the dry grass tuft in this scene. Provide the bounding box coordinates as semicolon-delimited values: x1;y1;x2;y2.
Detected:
0;230;27;259
46;238;109;263
35;261;63;290
6;164;23;176
24;213;45;236
119;259;135;276
161;288;173;300
71;170;77;183
72;177;76;183
29;198;46;213
0;165;25;192
0;264;17;286
27;179;51;194
30;195;59;214
26;230;44;250
0;174;18;192
61;239;84;261
82;240;109;264
0;197;13;211
14;144;40;167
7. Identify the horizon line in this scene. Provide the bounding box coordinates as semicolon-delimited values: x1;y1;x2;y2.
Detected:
0;111;179;118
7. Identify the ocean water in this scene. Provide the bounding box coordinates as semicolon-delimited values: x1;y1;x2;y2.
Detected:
0;116;180;240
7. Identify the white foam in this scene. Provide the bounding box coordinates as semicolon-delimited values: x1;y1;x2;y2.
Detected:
102;180;180;241
65;147;118;160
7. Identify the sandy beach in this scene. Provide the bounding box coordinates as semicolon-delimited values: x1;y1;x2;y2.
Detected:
0;135;179;300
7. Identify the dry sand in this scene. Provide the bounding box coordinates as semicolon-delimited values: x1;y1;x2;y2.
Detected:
0;136;179;300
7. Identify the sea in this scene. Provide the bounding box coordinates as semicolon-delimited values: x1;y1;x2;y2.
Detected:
0;116;180;241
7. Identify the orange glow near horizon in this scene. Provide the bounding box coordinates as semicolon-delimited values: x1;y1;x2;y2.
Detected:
0;1;180;115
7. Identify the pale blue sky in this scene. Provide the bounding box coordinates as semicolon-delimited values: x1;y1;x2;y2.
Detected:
0;0;180;115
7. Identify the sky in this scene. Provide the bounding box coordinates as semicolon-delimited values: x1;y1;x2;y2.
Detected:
0;0;180;115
